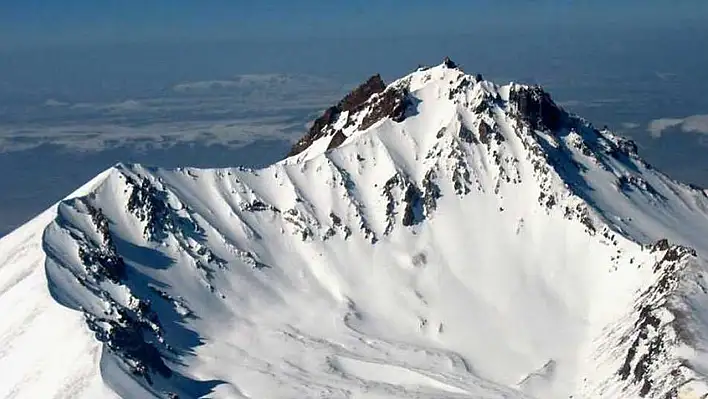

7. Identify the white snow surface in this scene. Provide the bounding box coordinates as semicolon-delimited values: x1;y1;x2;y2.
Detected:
2;62;708;398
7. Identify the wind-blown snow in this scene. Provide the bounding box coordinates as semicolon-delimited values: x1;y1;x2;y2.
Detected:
2;62;708;398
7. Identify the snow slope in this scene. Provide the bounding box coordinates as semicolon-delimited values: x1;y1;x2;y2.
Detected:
0;171;119;399
2;60;708;398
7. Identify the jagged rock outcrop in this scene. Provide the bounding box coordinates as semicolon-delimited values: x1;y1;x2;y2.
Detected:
339;74;387;110
442;56;458;69
78;201;126;282
588;240;704;399
288;74;411;156
48;196;175;388
509;84;566;132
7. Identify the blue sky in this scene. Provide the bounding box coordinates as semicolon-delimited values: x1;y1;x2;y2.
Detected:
1;0;706;48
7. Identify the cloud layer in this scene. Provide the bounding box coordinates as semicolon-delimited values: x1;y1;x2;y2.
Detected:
0;73;349;153
648;114;708;138
0;117;305;152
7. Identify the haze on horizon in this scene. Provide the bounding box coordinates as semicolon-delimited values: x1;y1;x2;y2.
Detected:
0;0;707;237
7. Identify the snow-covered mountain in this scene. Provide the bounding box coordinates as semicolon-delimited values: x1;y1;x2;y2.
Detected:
2;59;708;399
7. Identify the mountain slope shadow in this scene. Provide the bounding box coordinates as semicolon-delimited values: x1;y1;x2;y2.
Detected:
42;198;223;398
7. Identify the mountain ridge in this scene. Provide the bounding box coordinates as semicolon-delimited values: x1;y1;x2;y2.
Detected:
2;60;708;398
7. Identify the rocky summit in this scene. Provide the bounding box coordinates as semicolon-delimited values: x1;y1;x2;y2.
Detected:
2;59;708;399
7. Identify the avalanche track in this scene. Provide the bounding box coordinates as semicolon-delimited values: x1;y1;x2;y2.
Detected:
2;60;708;399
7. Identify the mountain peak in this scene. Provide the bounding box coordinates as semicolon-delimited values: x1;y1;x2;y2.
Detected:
287;72;410;157
508;84;566;132
442;56;459;69
338;73;386;110
3;62;708;399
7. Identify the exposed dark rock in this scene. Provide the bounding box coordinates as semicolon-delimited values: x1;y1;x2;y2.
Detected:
359;87;411;130
126;176;171;241
422;169;441;215
616;175;664;200
478;121;492;144
473;91;501;115
577;207;595;234
288;74;390;156
448;76;472;100
78;201;126;283
382;175;401;235
78;245;125;283
323;227;336;240
459;124;477;144
85;202;111;241
478;121;504;146
288;106;339;156
401;184;424;227
125;175;211;249
545;195;557;209
247;201;278;214
442;57;458;69
652;239;670;252
327;131;347;150
323;212;351;241
612;137;639;158
340;74;386;111
616;243;698;397
85;312;171;384
282;208;314;241
380;174;425;233
661;247;681;263
330;212;342;226
617;176;633;192
244;200;270;212
288;73;413;156
242;251;271;270
509;85;566;132
447;142;474;196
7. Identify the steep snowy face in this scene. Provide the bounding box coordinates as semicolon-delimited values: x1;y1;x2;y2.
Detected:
2;60;708;399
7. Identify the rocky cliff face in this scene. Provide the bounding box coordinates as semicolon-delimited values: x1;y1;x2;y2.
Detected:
509;84;566;132
288;73;411;156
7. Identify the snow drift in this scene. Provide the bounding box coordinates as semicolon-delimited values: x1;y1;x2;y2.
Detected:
2;60;708;398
